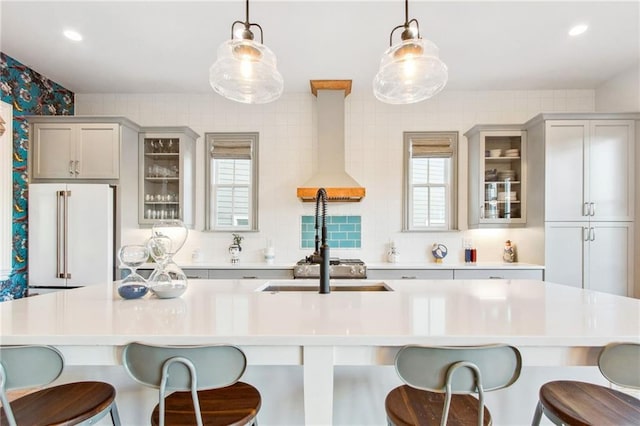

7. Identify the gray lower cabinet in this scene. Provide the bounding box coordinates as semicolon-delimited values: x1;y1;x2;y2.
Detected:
136;268;293;280
136;268;209;279
367;269;455;280
453;269;543;280
208;269;293;279
368;268;543;280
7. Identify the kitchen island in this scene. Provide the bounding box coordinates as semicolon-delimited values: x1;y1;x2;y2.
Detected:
2;279;638;425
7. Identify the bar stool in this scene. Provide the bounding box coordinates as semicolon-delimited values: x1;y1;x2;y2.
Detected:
532;342;640;425
385;344;522;426
122;342;261;426
0;345;121;426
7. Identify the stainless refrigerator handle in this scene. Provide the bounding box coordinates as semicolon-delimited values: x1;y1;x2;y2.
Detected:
68;160;74;176
63;190;71;279
56;191;63;278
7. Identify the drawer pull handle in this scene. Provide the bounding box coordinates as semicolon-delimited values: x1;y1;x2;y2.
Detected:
401;276;417;279
243;276;258;279
489;276;504;279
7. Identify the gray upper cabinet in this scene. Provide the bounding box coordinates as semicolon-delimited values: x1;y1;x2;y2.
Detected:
29;117;139;180
465;125;527;228
138;126;199;227
543;119;635;222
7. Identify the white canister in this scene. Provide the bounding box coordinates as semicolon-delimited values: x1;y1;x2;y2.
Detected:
263;247;275;264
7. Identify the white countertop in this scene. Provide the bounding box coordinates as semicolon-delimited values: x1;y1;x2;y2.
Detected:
141;261;544;270
1;279;634;348
140;261;295;269
5;278;635;425
365;261;544;269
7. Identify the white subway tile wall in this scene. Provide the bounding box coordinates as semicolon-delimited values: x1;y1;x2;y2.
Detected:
76;89;595;264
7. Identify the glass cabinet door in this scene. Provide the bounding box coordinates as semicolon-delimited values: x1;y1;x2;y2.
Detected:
141;137;181;222
138;127;197;227
481;132;525;224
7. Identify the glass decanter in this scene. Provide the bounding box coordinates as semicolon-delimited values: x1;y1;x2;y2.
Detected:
147;220;189;299
117;244;150;299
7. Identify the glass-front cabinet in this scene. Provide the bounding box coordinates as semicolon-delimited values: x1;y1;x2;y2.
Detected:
138;127;199;227
465;125;526;228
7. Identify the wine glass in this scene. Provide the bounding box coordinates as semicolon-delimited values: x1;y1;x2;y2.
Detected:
117;244;150;299
147;220;189;299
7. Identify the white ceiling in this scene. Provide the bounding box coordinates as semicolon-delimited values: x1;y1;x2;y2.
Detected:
1;1;639;96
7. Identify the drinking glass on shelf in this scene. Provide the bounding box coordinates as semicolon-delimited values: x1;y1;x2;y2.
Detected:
117;245;150;299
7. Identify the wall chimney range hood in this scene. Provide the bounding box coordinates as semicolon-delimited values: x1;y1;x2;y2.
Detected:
296;80;366;202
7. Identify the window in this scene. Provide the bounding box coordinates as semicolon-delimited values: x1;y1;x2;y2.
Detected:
403;131;458;231
205;132;258;231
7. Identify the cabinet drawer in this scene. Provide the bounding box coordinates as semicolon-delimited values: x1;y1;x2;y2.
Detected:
453;269;543;280
135;268;209;279
367;269;454;280
208;269;293;279
183;269;209;279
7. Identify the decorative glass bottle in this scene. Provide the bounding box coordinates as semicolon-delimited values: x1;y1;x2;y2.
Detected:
147;220;189;298
117;244;149;299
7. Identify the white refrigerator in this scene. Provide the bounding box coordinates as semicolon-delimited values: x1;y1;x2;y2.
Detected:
28;183;115;292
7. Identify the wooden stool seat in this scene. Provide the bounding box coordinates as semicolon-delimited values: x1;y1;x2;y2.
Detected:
0;381;117;425
385;385;491;426
538;380;640;426
150;381;261;426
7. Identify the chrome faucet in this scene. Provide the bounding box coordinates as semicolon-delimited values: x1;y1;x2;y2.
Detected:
314;188;330;294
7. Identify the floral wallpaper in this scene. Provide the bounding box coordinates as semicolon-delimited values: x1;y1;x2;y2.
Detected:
0;52;74;301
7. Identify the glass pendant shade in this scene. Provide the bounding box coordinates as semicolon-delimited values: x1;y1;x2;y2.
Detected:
373;38;448;104
209;38;284;104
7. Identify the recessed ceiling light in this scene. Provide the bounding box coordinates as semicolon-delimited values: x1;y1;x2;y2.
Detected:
569;24;588;37
63;29;83;41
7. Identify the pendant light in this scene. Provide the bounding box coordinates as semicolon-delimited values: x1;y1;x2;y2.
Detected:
209;0;283;104
373;0;448;104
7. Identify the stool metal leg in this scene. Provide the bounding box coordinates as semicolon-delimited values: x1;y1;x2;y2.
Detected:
531;401;543;426
110;402;122;426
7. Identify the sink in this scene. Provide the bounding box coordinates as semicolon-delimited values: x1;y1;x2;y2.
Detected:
258;280;393;292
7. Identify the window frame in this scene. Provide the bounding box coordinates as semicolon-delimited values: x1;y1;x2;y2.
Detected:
402;131;458;232
204;132;259;232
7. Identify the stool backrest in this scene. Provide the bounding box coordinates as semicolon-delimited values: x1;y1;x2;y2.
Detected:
395;344;522;426
395;344;522;393
599;342;640;390
0;345;64;390
122;342;247;391
0;345;65;426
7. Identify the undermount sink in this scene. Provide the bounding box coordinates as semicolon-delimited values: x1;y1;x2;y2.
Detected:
258;280;393;292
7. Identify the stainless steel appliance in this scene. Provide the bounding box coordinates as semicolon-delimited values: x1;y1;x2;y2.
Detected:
28;183;116;293
294;258;366;279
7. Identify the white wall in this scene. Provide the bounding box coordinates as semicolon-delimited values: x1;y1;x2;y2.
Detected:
595;63;640;112
76;89;595;265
